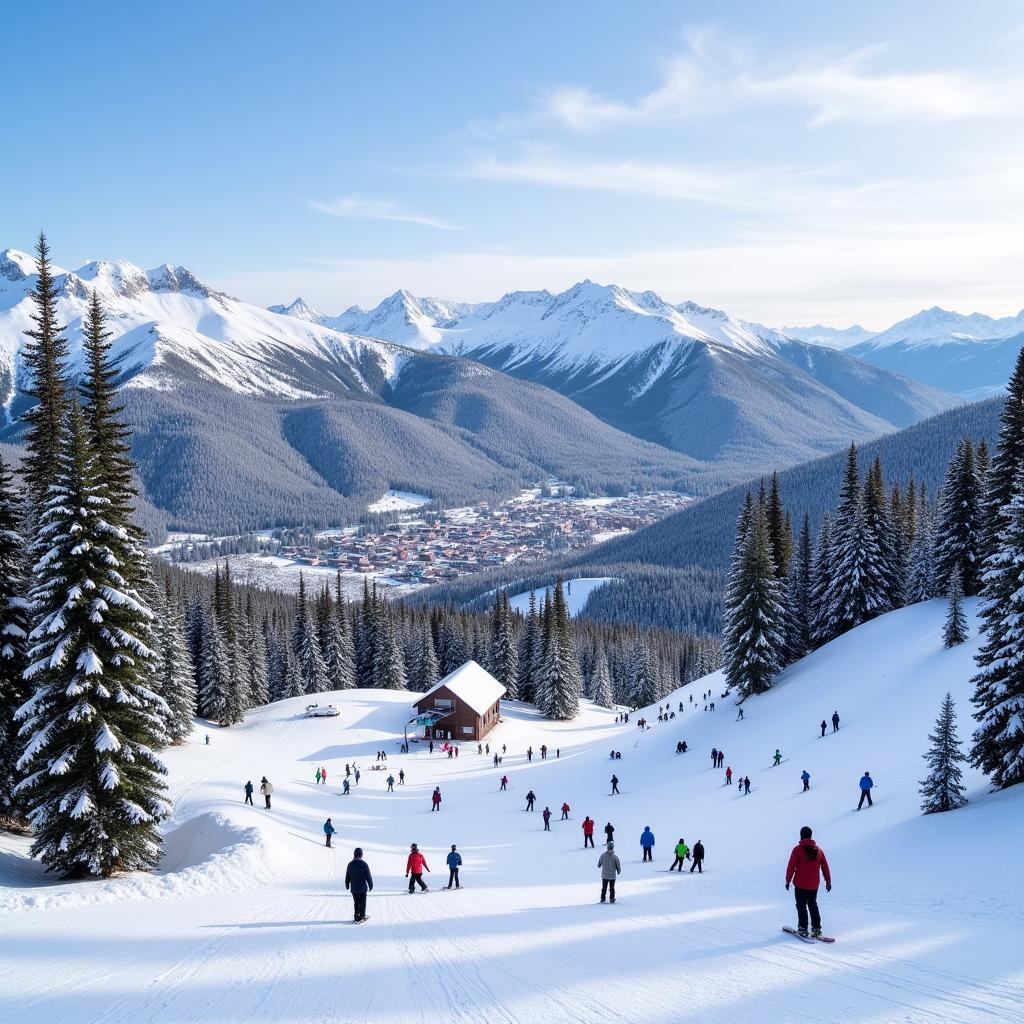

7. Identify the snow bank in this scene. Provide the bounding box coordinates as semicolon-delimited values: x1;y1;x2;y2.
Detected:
0;812;283;914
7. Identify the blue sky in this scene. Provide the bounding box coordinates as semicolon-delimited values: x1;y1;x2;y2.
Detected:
4;1;1023;326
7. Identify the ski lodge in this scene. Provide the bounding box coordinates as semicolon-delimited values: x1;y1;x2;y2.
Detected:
411;661;506;742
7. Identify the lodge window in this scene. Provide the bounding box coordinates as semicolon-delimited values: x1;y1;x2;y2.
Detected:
462;726;474;735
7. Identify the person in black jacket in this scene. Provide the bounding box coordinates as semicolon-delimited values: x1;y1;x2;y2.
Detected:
345;848;373;923
690;840;705;873
604;821;615;844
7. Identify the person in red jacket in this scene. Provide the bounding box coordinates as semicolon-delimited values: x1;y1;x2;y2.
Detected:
406;843;430;892
785;825;832;937
582;816;595;848
560;802;571;820
431;787;442;811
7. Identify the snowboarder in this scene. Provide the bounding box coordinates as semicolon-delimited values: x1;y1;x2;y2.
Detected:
431;787;442;811
604;822;615;844
345;847;373;922
610;774;620;795
243;780;254;805
801;770;810;792
640;826;655;862
773;750;783;766
323;818;335;847
598;842;621;903
386;775;395;792
398;769;404;785
259;777;273;809
832;711;840;732
857;771;874;808
500;775;508;791
343;778;351;795
725;766;733;785
542;807;552;830
670;839;689;871
525;790;536;811
560;802;570;820
406;843;430;892
785;825;832;938
821;720;827;738
690;840;704;873
446;845;462;888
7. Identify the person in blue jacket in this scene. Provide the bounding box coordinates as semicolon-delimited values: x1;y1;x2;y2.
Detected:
801;770;811;792
446;844;463;889
323;818;336;848
857;771;874;809
640;826;656;862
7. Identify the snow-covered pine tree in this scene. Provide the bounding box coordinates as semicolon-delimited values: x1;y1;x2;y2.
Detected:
627;640;658;709
0;456;30;821
784;512;813;665
532;591;554;712
810;512;835;647
490;592;519;699
323;615;357;692
540;580;581;720
155;579;196;743
292;574;326;694
766;472;791;578
590;646;614;709
906;487;937;603
282;640;304;700
242;596;269;707
355;578;377;687
16;403;169;878
934;439;984;596
971;466;1024;790
373;611;407;690
722;501;786;698
943;565;968;648
920;692;968;813
517;591;540;704
861;457;896;615
888;483;908;610
417;630;440;693
197;610;231;721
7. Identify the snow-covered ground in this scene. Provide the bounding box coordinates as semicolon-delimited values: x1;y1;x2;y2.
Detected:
366;490;432;514
2;599;1021;1023
508;577;616;617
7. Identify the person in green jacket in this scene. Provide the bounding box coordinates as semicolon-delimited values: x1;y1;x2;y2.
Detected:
670;838;689;871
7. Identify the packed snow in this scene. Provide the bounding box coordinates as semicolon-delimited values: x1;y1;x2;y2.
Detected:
507;577;616;617
367;490;432;514
1;599;1021;1023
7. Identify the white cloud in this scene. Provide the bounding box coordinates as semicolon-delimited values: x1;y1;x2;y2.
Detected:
309;194;458;230
534;33;1024;130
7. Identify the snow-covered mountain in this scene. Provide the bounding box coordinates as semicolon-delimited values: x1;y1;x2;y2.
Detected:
277;280;960;461
779;323;876;349
854;306;1024;351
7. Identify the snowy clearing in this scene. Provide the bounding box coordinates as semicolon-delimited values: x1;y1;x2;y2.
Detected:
508;577;616;617
1;599;1021;1023
366;490;432;514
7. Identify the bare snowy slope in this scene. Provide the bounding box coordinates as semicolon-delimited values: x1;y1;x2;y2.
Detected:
1;600;1020;1024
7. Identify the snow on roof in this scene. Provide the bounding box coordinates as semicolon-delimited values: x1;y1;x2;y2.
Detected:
415;660;506;715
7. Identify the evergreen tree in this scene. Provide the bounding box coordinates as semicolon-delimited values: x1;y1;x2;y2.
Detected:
862;456;896;614
242;600;270;707
323;615;357;692
784;513;813;664
722;503;786;698
767;472;792;578
198;611;231;722
971;471;1024;790
518;591;540;703
156;580;196;743
907;489;938;603
810;513;835;647
0;457;30;821
292;574;326;694
934;439;984;596
490;592;519;699
627;641;658;708
16;404;168;878
920;692;968;814
590;648;614;709
888;483;908;610
414;629;440;693
21;233;71;523
373;612;407;690
943;565;968;648
540;580;581;720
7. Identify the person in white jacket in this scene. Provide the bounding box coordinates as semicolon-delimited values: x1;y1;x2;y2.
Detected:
597;842;621;903
259;777;274;809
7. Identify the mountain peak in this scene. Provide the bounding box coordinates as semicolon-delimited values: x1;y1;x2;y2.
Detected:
268;296;324;322
0;248;36;282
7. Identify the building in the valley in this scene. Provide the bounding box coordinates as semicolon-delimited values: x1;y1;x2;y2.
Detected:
411;661;506;742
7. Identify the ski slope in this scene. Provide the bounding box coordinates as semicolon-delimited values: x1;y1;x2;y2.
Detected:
2;600;1022;1023
507;577;615;617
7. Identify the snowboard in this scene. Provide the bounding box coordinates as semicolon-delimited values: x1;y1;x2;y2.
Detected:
782;926;835;944
355;916;370;924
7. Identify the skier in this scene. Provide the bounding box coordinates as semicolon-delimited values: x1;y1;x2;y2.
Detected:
610;774;620;795
345;847;373;923
493;753;500;767
801;770;811;792
323;818;335;848
386;774;395;792
604;822;615;844
773;749;783;766
725;766;733;785
821;720;827;738
640;826;655;862
744;776;751;795
406;843;430;893
711;747;718;767
478;743;483;755
446;844;462;889
431;787;442;811
259;777;273;809
560;802;570;820
243;780;254;805
718;750;725;768
598;842;621;903
690;840;704;874
345;764;351;778
315;767;322;785
500;775;508;791
398;769;405;785
670;838;689;871
736;708;744;721
353;768;359;786
542;807;552;831
525;790;536;811
541;744;547;760
857;771;874;809
429;740;434;754
582;816;595;848
205;734;209;745
343;777;351;795
527;747;533;762
832;711;840;732
785;825;832;938
676;741;684;754
321;766;328;785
